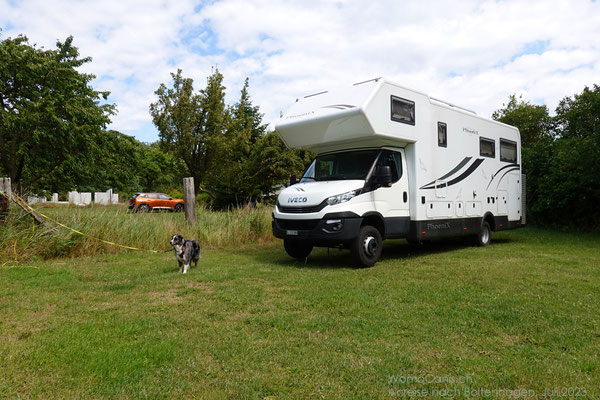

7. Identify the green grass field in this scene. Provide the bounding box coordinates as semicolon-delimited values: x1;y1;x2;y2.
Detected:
1;227;599;399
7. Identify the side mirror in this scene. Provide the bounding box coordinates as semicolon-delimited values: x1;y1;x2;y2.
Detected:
290;173;297;186
374;166;393;186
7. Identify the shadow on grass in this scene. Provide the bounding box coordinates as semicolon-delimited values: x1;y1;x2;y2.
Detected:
253;235;516;270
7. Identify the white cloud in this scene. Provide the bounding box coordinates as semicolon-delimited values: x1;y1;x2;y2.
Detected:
1;0;599;142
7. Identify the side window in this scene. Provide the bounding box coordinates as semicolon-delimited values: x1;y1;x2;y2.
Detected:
500;139;517;162
438;122;447;147
391;96;415;125
377;150;403;182
159;194;171;200
479;137;495;158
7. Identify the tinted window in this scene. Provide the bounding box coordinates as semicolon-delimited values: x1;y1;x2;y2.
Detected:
438;122;447;147
500;139;517;162
376;150;403;182
159;194;171;200
391;96;415;125
480;137;495;158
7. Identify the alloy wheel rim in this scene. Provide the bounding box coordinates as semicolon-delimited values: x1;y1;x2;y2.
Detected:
363;236;377;256
482;227;489;243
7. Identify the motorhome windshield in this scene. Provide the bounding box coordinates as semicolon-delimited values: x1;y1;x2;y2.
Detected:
301;150;379;182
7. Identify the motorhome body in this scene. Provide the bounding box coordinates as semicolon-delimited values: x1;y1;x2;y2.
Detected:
273;78;523;267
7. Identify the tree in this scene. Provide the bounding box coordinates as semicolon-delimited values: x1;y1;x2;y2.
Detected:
246;131;314;202
137;142;182;192
535;85;600;228
208;78;267;206
491;94;552;147
0;34;115;191
493;86;600;230
208;79;313;207
554;84;600;140
151;70;314;208
150;68;228;197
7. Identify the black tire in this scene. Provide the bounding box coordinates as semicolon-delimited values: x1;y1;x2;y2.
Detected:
283;239;313;259
351;225;382;268
137;204;150;213
174;203;184;212
475;220;491;246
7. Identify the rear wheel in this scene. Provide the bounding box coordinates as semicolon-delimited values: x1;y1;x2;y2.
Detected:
475;221;491;246
351;225;382;268
283;239;313;259
137;204;150;213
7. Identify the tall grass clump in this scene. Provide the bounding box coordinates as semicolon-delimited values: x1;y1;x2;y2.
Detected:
0;203;275;261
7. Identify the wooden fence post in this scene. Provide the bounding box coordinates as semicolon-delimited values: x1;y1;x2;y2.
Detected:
183;177;197;226
0;178;10;221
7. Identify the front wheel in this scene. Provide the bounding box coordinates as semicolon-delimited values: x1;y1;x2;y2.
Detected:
351;225;382;268
284;239;313;259
174;203;184;212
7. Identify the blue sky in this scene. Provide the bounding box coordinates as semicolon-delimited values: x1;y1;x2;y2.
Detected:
1;0;599;143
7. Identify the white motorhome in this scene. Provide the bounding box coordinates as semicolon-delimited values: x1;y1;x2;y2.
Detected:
272;78;523;267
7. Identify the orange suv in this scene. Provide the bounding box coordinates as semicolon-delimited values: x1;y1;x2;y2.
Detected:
128;193;184;212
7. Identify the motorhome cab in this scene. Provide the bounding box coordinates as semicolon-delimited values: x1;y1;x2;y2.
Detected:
272;78;524;267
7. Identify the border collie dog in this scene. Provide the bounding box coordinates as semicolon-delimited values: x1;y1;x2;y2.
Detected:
170;234;201;273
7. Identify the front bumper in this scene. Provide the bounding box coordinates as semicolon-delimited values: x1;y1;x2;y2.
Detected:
272;213;362;245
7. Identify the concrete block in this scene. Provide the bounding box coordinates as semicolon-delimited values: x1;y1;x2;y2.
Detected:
68;191;80;205
94;192;110;205
80;192;92;205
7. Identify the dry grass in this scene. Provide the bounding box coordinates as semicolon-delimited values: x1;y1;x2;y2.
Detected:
0;203;274;261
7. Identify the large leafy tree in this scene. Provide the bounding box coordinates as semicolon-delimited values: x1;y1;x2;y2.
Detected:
137;141;182;192
537;85;600;227
0;34;114;191
554;84;600;140
208;78;267;206
491;94;552;147
493;86;600;229
150;68;228;197
206;78;313;207
150;69;314;207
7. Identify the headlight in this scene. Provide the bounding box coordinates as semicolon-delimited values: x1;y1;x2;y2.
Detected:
326;189;360;205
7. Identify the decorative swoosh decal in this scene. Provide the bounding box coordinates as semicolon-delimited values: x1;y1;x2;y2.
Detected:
495;167;521;189
420;157;473;189
486;163;520;190
321;104;356;110
445;158;485;187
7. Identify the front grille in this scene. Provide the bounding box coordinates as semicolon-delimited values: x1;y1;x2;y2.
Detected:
275;219;320;231
277;200;328;213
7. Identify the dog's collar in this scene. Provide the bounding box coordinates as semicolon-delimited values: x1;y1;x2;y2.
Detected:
178;242;188;257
